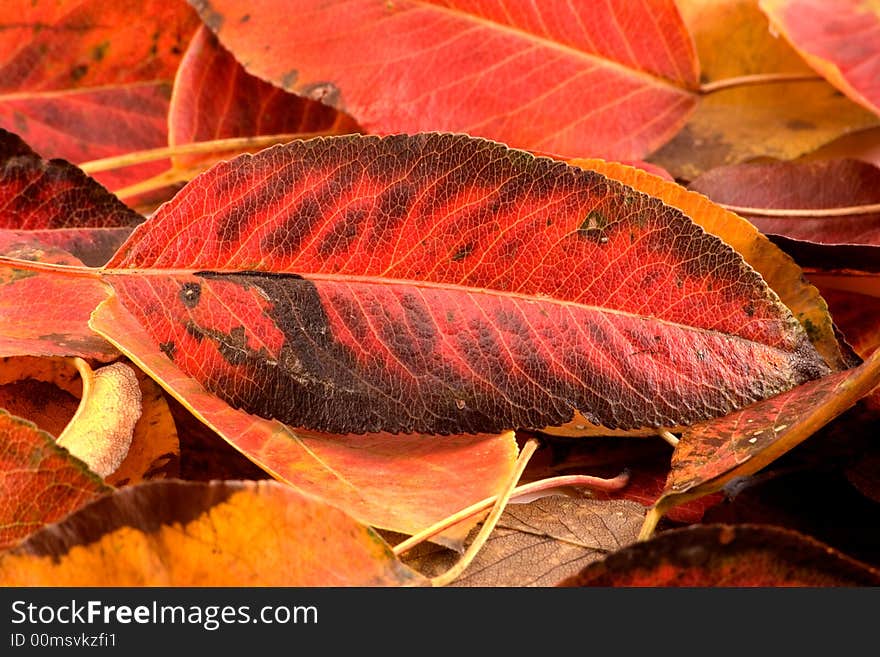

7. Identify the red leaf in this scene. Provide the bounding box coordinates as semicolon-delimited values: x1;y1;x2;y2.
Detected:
189;0;699;159
761;0;880;115
169;26;359;170
100;134;827;435
559;524;880;586
0;0;201;191
0;243;115;360
0;409;110;550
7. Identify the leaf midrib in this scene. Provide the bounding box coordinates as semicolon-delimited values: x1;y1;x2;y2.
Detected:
101;266;801;351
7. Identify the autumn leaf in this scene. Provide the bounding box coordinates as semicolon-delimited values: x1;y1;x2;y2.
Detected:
0;244;115;360
189;0;699;160
0;479;426;586
688;159;880;246
761;0;880;115
0;128;141;266
0;0;201;192
92;133;829;438
644;346;880;534
0;356;82;438
650;0;879;180
403;496;645;586
0;409;110;550
169;26;359;173
90;293;518;544
559;524;880;586
569;157;853;370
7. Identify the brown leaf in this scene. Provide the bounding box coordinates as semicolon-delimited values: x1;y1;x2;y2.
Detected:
0;356;82;437
0;479;426;586
559;524;880;586
405;496;644;586
688;159;880;246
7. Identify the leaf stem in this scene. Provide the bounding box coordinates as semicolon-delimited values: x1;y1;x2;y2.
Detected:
658;429;680;447
0;255;101;279
699;72;823;94
638;505;663;541
719;202;880;218
78;132;347;174
392;471;630;557
429;438;539;586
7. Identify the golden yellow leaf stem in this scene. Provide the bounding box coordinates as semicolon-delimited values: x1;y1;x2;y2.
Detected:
110;168;195;201
392;471;630;557
719;202;880;218
638;506;664;541
78;132;345;174
430;437;539;586
699;72;823;94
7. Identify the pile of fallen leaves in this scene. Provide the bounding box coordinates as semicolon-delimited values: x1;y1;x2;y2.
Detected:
1;0;879;587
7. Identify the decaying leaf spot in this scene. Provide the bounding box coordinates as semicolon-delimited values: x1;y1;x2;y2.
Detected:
57;359;142;478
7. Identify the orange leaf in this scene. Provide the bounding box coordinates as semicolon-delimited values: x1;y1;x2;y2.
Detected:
651;0;879;180
0;0;201;192
761;0;880;116
0;480;426;586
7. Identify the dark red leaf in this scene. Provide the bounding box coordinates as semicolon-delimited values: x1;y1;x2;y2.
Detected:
559;524;880;586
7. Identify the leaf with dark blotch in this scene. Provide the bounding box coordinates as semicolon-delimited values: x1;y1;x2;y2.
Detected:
101;133;828;436
0;241;115;360
760;0;880;115
689;160;880;246
189;0;698;160
0;1;201;192
90;294;518;544
652;347;880;524
405;497;644;586
169;26;359;172
0;409;110;550
0;480;425;586
0;356;82;438
559;524;880;586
